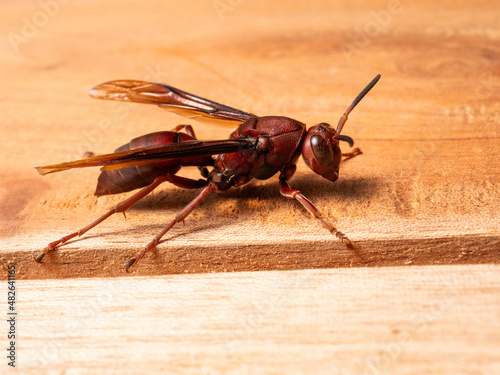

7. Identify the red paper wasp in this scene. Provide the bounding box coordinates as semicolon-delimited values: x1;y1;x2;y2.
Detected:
35;74;381;270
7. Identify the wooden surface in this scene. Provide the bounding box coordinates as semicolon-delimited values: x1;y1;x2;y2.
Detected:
0;0;498;279
8;265;500;374
0;1;499;373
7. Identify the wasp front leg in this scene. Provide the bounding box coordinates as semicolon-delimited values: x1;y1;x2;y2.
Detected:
278;168;353;249
341;148;362;162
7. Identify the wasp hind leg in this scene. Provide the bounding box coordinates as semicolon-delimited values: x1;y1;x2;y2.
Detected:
34;174;207;264
124;182;217;271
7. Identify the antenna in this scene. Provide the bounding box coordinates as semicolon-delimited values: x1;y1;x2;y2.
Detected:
334;74;381;137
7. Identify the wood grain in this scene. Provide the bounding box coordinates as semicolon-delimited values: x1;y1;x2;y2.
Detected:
1;2;499;374
12;265;500;374
0;1;499;280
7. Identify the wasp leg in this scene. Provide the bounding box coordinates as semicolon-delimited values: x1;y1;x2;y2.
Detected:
279;178;353;249
35;175;207;263
172;124;196;137
341;148;362;162
172;125;211;177
124;182;217;271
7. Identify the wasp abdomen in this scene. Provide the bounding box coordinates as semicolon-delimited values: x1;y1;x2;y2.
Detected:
94;132;190;196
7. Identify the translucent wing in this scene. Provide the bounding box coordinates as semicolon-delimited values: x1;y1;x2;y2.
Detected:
89;80;256;127
36;139;255;175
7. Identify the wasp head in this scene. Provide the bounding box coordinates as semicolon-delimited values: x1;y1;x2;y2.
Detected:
302;123;354;182
301;74;381;182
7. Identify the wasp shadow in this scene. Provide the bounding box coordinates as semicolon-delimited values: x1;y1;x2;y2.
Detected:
126;173;381;217
44;216;227;252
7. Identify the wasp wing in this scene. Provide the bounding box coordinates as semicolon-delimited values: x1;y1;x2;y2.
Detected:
36;139;255;175
89;80;256;127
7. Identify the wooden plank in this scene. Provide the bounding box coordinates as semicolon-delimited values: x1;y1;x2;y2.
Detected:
11;265;500;374
1;0;499;279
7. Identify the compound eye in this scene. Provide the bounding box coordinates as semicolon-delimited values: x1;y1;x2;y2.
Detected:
310;134;334;166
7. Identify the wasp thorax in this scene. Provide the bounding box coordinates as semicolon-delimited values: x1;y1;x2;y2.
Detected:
301;123;342;182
